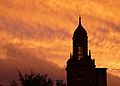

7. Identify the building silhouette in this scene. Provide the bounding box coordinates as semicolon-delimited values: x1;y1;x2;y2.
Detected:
66;17;107;86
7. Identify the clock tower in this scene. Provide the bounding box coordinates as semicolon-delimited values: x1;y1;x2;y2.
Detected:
66;18;107;86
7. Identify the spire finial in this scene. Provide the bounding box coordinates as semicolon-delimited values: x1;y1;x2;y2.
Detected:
89;50;91;57
70;53;72;58
79;17;81;25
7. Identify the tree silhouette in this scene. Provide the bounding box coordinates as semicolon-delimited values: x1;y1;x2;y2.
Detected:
56;80;66;86
9;80;18;86
18;71;53;86
8;71;65;86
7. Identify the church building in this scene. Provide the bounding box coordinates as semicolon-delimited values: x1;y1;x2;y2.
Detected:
66;18;107;86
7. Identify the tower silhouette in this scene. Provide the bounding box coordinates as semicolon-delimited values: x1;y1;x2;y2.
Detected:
66;17;107;86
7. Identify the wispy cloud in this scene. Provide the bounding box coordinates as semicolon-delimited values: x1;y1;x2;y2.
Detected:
0;0;120;85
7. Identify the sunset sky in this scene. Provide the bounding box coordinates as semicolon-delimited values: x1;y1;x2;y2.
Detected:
0;0;120;85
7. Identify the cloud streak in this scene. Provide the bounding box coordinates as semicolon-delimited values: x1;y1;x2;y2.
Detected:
0;0;120;85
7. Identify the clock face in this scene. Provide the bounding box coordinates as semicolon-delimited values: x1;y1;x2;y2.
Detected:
78;47;83;60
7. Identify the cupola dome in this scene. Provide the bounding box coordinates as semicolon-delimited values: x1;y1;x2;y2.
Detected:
73;17;87;39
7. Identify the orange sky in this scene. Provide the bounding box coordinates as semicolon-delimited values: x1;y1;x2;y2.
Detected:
0;0;120;85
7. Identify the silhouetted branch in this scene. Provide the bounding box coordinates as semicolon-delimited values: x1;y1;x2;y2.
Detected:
8;70;65;86
9;80;18;86
56;80;66;86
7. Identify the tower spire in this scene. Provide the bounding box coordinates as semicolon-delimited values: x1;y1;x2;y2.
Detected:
89;50;91;57
79;17;81;25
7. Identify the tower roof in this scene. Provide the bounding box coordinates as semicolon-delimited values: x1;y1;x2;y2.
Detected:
73;17;87;39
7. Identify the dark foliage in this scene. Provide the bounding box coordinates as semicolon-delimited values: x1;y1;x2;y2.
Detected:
56;80;66;86
9;80;18;86
8;71;65;86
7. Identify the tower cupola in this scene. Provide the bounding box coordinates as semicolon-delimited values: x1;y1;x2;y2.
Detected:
73;17;88;59
73;17;87;39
